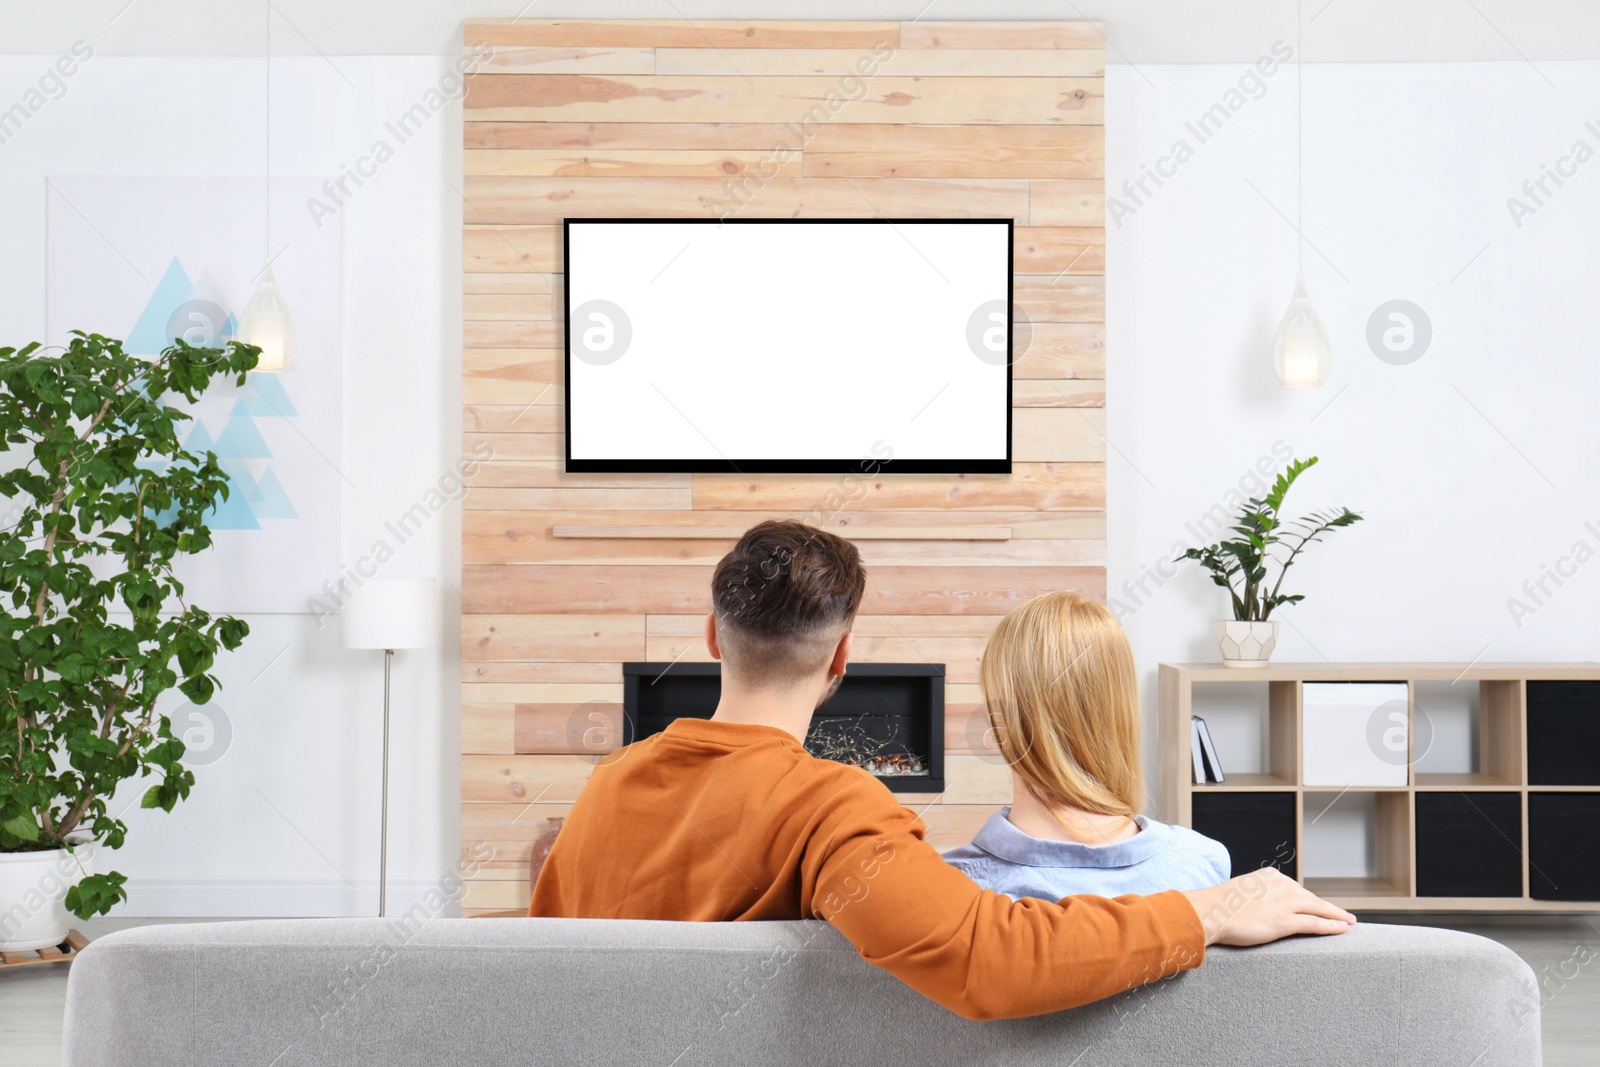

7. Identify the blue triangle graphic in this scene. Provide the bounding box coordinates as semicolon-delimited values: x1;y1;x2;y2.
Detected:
125;258;194;355
205;459;258;530
183;422;218;455
250;467;297;520
214;413;271;459
206;484;261;530
218;458;260;501
136;438;270;531
183;271;239;346
232;373;297;417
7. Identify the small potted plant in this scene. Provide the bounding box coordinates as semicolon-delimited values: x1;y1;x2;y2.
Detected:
1175;456;1361;668
0;333;255;949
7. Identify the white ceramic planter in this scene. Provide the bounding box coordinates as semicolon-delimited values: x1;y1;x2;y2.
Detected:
0;843;92;951
1213;620;1279;668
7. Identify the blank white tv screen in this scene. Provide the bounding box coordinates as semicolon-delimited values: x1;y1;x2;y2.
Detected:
563;219;1013;474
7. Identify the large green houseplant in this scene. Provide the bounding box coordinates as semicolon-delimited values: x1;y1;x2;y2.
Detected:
1175;456;1362;667
0;332;255;944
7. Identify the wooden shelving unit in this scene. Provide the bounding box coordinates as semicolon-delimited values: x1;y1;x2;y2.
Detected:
1159;663;1600;912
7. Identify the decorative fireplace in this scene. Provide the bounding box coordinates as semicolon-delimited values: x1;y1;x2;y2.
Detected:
621;663;945;793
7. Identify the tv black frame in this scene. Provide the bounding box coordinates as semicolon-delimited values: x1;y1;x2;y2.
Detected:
562;217;1014;475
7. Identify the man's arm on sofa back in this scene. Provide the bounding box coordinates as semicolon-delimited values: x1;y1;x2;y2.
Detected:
804;779;1207;1021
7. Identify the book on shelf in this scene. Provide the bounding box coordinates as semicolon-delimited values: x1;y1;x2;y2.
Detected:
1190;716;1207;783
1191;716;1225;784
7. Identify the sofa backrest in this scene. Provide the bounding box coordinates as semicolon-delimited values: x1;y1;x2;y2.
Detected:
63;917;1540;1066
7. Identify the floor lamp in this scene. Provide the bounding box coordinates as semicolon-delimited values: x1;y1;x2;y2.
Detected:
341;578;437;917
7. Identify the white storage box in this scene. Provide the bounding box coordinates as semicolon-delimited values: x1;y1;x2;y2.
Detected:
1302;682;1410;787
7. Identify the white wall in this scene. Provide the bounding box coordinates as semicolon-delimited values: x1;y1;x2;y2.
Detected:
0;53;463;914
12;0;1600;64
1108;58;1600;834
9;21;1600;909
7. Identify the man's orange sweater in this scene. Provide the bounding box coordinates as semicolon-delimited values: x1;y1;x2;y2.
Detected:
530;717;1207;1021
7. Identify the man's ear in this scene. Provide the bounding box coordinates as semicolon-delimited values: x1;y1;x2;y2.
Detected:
828;631;852;678
704;612;722;661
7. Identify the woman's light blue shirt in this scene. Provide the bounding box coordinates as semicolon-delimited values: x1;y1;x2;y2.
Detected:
942;809;1231;900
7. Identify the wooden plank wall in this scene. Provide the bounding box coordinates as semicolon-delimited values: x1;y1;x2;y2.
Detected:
459;19;1106;914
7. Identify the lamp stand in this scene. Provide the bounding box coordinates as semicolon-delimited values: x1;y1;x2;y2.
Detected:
379;647;393;917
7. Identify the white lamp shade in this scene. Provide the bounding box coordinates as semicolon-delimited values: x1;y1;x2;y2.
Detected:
238;263;297;373
1271;273;1332;388
341;578;438;650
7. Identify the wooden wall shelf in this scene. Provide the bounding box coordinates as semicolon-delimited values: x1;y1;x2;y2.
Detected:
551;525;1015;541
1160;662;1600;913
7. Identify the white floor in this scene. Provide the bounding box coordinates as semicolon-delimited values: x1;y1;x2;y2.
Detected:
2;915;1597;1064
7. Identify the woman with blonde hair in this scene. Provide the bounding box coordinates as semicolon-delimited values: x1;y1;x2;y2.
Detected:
943;592;1230;898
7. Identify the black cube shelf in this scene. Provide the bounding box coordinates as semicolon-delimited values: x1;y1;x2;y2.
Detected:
1416;792;1523;898
1190;792;1297;880
1530;793;1600;902
1528;681;1600;786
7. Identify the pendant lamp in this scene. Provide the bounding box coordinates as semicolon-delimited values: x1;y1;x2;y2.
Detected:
1272;0;1329;388
238;2;295;374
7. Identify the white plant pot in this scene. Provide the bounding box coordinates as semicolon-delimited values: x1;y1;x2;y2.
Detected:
1213;620;1279;668
0;843;92;951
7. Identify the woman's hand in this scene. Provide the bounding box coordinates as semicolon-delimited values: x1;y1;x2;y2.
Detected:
1182;867;1358;946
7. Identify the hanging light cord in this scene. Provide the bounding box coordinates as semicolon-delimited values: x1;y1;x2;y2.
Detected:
1297;0;1304;273
264;0;271;267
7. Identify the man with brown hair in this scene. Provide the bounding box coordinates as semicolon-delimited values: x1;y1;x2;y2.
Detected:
531;520;1355;1020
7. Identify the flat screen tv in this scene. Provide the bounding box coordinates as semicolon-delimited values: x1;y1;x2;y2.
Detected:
563;218;1012;474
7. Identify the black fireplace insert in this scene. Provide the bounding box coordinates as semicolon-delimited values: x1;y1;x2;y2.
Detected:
621;662;945;793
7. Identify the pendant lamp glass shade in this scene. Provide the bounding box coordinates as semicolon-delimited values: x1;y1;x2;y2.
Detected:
238;263;296;373
1271;273;1331;388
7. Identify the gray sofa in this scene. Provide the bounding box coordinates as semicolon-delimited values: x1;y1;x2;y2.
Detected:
62;917;1541;1066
